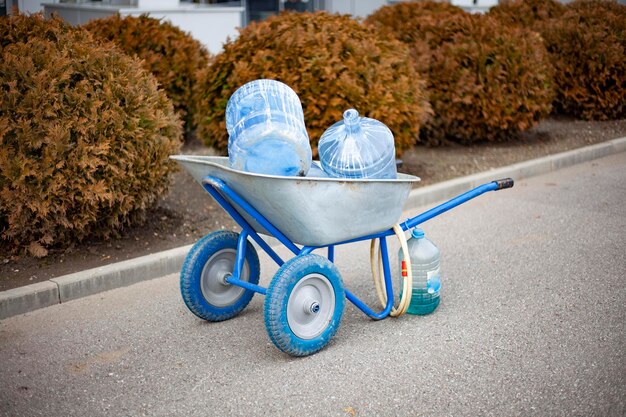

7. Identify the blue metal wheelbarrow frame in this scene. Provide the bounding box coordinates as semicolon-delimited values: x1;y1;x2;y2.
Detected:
201;175;513;319
175;155;513;356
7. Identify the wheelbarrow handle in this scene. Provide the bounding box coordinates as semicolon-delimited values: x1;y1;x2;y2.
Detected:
401;178;515;232
495;178;514;190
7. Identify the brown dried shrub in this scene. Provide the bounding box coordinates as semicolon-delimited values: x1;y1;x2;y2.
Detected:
0;14;182;256
365;1;467;73
540;0;626;120
367;2;554;144
84;14;210;138
194;11;429;156
488;0;565;31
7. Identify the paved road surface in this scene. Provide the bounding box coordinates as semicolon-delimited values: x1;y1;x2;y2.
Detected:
1;153;625;416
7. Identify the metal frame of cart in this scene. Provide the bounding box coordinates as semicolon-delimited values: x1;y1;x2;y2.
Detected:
174;155;513;357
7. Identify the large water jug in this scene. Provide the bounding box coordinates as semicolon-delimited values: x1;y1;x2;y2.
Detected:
317;108;397;179
226;79;312;176
399;228;441;315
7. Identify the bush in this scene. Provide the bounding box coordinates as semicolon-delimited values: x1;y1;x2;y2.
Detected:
365;1;467;76
84;14;210;138
0;14;182;256
367;2;554;144
194;11;429;156
540;0;626;120
365;1;466;47
488;0;565;31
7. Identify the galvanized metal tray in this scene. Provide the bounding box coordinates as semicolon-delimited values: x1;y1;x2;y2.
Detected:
170;155;420;246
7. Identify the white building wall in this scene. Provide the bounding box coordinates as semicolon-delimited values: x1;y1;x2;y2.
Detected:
124;8;242;54
325;0;387;18
41;2;243;55
19;0;43;13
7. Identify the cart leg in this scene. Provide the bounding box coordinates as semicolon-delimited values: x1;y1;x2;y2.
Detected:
223;230;268;295
232;230;249;280
345;236;395;320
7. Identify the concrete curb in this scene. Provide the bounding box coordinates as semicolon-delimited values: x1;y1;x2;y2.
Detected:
1;245;191;319
51;244;193;303
2;136;625;320
0;281;59;320
404;136;626;209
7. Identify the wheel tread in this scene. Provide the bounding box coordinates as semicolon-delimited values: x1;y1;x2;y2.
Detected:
264;254;345;356
180;231;260;322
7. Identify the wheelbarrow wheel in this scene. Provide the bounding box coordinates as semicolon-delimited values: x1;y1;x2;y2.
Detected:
264;254;345;356
180;231;260;322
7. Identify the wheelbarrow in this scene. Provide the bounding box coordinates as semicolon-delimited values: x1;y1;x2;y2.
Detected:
171;155;514;356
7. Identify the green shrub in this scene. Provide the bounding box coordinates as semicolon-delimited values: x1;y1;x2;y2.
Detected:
488;0;565;31
540;0;626;120
194;11;429;156
367;2;554;144
0;14;182;256
84;14;210;138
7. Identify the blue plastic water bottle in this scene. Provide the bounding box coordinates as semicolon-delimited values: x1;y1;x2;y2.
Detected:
399;228;441;315
317;108;397;179
226;79;312;176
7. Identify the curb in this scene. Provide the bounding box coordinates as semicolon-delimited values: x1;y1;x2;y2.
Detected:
2;136;625;320
1;245;191;320
404;136;626;209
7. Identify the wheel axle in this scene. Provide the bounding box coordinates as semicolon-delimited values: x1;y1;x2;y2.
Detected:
219;272;232;286
303;298;321;315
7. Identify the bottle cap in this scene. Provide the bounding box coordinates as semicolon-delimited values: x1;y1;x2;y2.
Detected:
411;228;425;239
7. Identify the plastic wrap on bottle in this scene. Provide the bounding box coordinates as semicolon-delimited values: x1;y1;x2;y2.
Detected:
318;108;397;179
226;79;312;176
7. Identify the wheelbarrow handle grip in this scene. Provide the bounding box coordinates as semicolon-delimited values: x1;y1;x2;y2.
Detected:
494;178;514;190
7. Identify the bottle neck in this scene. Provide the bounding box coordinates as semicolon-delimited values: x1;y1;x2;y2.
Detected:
343;109;361;135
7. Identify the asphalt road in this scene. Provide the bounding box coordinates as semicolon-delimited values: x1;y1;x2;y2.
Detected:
1;153;625;417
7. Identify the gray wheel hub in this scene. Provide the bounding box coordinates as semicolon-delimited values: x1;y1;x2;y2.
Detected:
200;249;249;307
287;274;335;339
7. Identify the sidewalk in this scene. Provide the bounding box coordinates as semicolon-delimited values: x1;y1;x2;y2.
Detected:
1;136;625;320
